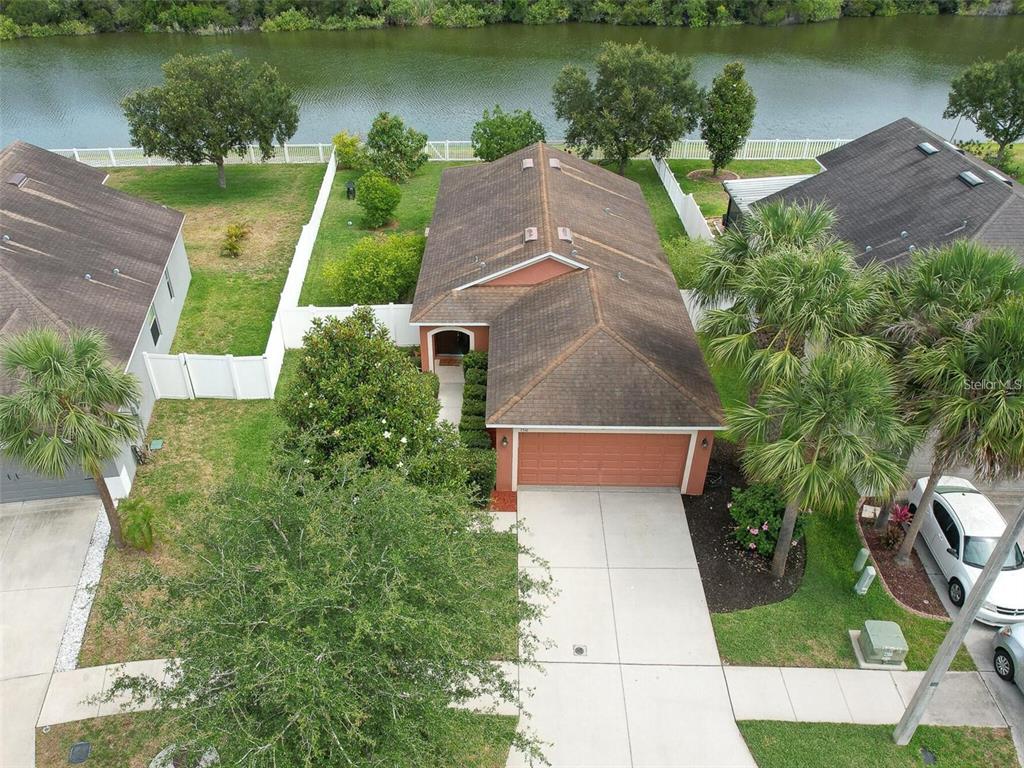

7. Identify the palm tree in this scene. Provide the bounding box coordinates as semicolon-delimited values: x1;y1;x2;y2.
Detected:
699;238;887;403
693;200;838;309
893;293;1024;566
728;349;915;579
0;328;141;548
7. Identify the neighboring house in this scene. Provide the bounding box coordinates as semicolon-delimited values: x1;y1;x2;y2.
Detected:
723;117;1024;265
411;143;724;494
0;141;190;503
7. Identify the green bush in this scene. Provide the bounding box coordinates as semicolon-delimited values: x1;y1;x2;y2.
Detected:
729;483;805;558
461;397;486;417
460;429;493;449
462;350;489;371
463;383;487;400
525;0;571;24
460;415;486;431
464;448;497;504
322;232;425;304
219;221;250;259
365;112;428;183
425;371;440;398
0;14;20;40
431;3;486;27
331;130;367;170
471;105;547;161
118;497;155;552
464;367;487;386
356;170;401;229
260;8;316;31
157;2;234;31
664;235;712;288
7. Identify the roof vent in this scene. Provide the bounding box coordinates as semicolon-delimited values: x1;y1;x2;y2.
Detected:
557;226;572;242
959;171;984;187
917;142;939;155
524;227;538;242
5;172;27;187
549;158;562;170
986;169;1012;186
522;158;534;170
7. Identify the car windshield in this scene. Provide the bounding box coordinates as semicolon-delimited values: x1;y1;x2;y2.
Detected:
962;537;1024;570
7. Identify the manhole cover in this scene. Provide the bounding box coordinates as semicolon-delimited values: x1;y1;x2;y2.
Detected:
69;741;91;764
920;747;937;765
572;644;587;657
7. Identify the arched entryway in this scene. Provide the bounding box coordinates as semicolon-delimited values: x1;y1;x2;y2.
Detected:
427;327;474;371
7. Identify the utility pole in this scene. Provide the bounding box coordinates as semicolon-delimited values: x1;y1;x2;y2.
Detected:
893;497;1024;745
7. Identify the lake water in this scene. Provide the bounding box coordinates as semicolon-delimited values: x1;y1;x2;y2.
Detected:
2;16;1021;148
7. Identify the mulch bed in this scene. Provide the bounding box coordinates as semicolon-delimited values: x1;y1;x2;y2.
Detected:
490;490;517;512
687;442;805;612
686;168;740;182
860;520;948;618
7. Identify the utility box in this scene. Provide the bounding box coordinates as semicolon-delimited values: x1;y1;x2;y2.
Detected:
858;620;908;666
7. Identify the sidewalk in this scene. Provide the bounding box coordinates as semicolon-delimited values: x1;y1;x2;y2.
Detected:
35;658;172;727
725;666;1008;727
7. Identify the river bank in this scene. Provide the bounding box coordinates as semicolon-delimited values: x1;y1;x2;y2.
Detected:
1;0;1019;41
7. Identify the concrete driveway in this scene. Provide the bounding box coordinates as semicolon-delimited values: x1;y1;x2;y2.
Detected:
1;496;101;768
511;489;755;768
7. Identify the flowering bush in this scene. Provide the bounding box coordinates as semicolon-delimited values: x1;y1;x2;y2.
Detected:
882;502;912;549
728;483;803;557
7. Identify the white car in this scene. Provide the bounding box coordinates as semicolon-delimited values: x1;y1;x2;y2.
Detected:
907;476;1024;626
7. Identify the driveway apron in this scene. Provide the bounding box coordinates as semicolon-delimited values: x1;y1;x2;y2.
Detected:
511;488;755;768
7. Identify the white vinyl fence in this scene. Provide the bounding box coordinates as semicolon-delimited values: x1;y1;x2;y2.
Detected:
53;137;847;168
279;304;417;349
652;156;714;241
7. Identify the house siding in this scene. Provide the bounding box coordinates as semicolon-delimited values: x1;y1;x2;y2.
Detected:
479;258;576;287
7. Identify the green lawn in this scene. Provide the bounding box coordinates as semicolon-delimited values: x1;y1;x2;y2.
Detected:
300;163;466;306
699;334;749;415
36;711;518;768
739;722;1016;768
107;164;324;355
712;512;974;671
667;158;821;219
623;159;687;243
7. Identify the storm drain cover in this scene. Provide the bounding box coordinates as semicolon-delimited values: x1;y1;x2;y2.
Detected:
68;741;91;764
572;644;587;657
920;747;937;765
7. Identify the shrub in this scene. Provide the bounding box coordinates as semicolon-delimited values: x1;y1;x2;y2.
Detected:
322;232;425;304
462;350;489;371
882;502;912;549
260;8;316;31
331;130;367;170
0;15;20;40
157;2;234;31
463;383;487;400
464;367;487;386
356;170;401;228
728;483;805;557
460;429;492;449
118;497;155;552
219;221;250;259
431;3;486;27
365;112;428;183
461;397;486;417
464;448;497;504
525;0;571;24
460;415;486;432
664;236;712;288
425;371;440;398
471;105;547;161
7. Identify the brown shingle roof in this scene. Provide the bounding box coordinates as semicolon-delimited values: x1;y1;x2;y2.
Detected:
412;143;723;429
0;141;184;380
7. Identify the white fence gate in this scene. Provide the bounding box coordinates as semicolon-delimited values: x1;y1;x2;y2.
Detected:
652;157;714;241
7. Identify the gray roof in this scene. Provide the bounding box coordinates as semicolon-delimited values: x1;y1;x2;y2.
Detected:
723;174;815;216
0;141;184;378
763;118;1024;267
412;143;723;429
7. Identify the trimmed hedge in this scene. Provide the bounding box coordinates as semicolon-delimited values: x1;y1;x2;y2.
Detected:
463;350;488;371
460;415;486;432
464;367;487;386
425;372;440;398
460;429;492;450
461;397;486;417
463;383;486;400
465;448;497;505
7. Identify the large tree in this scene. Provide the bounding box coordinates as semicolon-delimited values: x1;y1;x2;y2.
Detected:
552;41;701;174
882;242;1024;565
471;105;546;161
700;61;757;176
944;48;1024;165
122;52;299;188
0;328;141;548
103;464;550;766
728;350;914;579
364;112;428;183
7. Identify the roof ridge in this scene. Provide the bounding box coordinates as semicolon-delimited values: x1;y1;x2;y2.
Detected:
537;143;557;255
974;190;1023;237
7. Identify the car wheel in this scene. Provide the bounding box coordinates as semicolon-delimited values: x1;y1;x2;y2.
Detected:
948;579;965;607
994;649;1016;682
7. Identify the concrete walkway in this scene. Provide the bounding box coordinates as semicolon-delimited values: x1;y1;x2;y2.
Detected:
435;363;464;426
1;496;101;768
510;488;756;768
35;658;171;726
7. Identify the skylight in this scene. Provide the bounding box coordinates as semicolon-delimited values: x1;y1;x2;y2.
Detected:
986;169;1011;185
917;142;938;155
959;171;984;187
